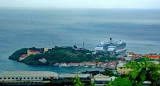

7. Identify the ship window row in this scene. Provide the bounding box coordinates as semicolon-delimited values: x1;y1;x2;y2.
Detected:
0;77;42;80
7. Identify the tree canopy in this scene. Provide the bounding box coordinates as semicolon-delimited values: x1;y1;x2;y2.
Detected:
108;57;160;86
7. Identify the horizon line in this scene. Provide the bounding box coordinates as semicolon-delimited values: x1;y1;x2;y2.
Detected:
0;7;160;10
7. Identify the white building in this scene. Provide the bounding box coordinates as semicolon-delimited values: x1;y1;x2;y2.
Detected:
39;58;47;63
91;74;116;86
0;71;58;82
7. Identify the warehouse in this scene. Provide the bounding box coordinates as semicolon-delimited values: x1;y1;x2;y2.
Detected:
0;71;58;82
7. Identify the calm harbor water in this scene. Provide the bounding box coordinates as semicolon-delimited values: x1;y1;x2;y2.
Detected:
0;8;160;73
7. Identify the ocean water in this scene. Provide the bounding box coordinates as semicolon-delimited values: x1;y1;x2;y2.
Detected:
0;8;160;73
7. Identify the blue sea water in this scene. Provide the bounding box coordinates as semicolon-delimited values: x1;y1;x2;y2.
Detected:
0;8;160;73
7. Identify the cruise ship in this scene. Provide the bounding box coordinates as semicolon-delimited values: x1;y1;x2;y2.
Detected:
95;38;126;55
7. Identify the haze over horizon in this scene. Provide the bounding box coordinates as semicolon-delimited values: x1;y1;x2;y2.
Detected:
0;0;160;9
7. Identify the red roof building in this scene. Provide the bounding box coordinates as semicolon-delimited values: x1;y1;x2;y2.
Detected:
144;53;159;59
27;50;41;56
29;50;35;52
20;54;28;58
149;55;159;59
19;54;28;61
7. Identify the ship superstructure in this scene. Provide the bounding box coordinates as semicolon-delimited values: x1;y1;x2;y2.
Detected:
95;38;126;55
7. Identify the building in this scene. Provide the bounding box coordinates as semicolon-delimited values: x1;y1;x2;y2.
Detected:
59;63;69;67
117;62;132;74
19;50;41;61
148;54;159;60
39;58;47;63
44;48;49;52
144;53;159;60
68;63;80;67
97;62;105;68
105;61;117;70
44;48;52;52
149;55;159;59
91;74;116;85
126;52;142;61
19;54;28;61
0;71;58;82
27;50;41;56
80;61;96;67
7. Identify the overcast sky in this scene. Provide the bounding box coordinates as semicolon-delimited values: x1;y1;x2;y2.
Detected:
0;0;160;9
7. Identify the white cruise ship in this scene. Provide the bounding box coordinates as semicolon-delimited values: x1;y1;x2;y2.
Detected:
95;38;126;55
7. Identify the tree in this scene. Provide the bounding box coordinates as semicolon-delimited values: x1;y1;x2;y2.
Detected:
90;81;95;86
107;76;133;86
9;48;27;60
73;76;85;86
104;68;114;77
107;57;160;86
73;76;95;86
125;57;160;86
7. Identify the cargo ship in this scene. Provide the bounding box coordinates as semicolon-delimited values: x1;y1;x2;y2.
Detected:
95;38;126;55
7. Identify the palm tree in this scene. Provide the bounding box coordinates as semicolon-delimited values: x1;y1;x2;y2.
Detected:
125;57;160;86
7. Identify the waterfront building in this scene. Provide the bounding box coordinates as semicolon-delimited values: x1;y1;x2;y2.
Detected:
59;63;69;67
105;61;117;70
80;61;96;67
68;63;80;67
54;63;60;66
0;71;58;82
19;54;28;61
97;62;105;67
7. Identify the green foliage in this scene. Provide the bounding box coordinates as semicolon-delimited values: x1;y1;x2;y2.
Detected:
23;54;48;65
90;81;95;86
93;54;117;63
140;71;147;81
108;57;160;86
107;76;133;86
73;76;85;86
107;56;117;62
104;68;114;77
125;57;160;86
9;48;28;60
73;76;95;86
9;47;118;65
22;48;94;65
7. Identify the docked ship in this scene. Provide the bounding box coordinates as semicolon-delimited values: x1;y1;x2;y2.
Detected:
95;38;126;55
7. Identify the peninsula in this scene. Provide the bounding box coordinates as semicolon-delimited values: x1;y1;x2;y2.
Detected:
9;46;117;66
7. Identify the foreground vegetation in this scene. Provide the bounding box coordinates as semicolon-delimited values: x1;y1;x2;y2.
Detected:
74;57;160;86
108;57;160;86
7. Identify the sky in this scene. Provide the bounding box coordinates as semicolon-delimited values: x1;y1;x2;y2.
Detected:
0;0;160;9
